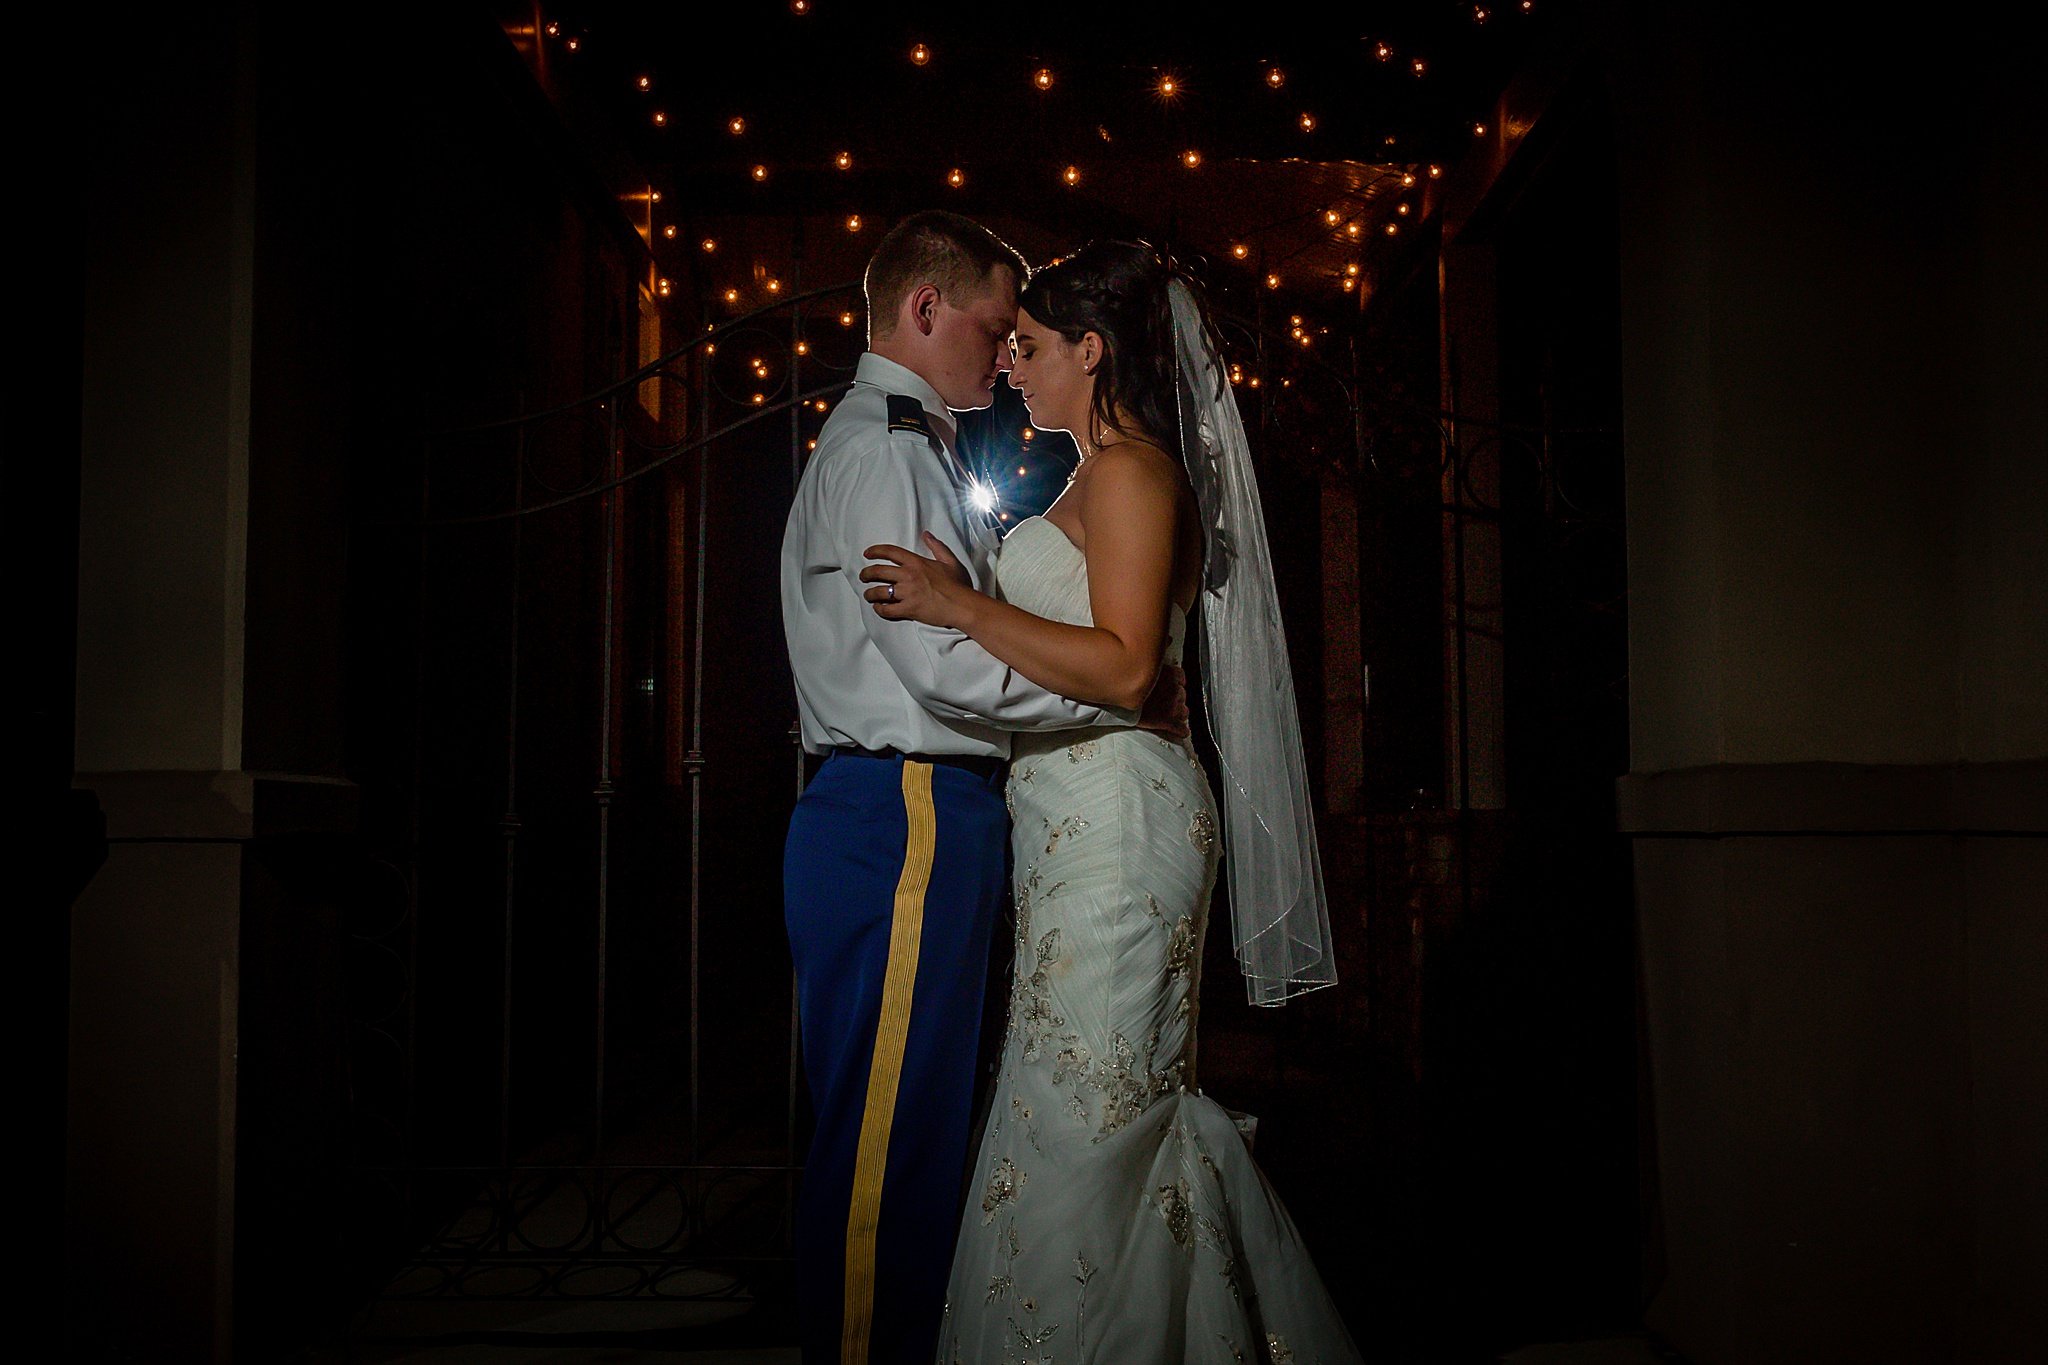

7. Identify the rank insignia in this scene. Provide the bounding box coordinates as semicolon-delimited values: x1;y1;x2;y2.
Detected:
886;394;933;438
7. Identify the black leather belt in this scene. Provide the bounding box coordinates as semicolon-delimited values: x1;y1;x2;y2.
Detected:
828;745;1005;783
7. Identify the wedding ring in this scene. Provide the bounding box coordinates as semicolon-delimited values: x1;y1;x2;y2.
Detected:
887;583;897;601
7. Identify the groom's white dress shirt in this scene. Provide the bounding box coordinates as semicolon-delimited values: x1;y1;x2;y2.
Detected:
781;352;1129;757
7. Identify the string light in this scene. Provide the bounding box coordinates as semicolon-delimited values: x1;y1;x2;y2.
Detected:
1346;263;1360;276
791;0;809;11
1411;57;1427;77
636;75;651;91
729;116;746;135
1033;68;1054;90
565;36;579;51
1473;122;1487;136
1063;165;1081;186
1385;222;1399;235
1429;164;1443;178
910;42;930;65
1397;203;1411;215
766;279;782;293
1324;209;1341;226
1299;112;1317;131
1374;41;1393;61
1022;428;1034;442
652;111;667;127
1346;223;1362;237
1522;0;1534;9
1341;278;1355;291
650;191;661;203
701;237;717;252
657;278;671;296
839;311;856;326
1182;149;1201;168
724;288;740;303
846;214;863;232
1249;376;1261;387
752;393;765;405
947;167;965;188
796;341;809;355
808;439;817;450
1401;172;1416;186
814;399;828;411
1265;273;1280;289
1231;243;1249;259
1156;73;1179;97
752;164;768;181
835;151;852;170
1019;466;1029;476
545;22;559;36
1265;67;1285;88
1473;5;1492;21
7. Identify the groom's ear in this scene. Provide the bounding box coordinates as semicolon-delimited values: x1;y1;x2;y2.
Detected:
908;283;941;337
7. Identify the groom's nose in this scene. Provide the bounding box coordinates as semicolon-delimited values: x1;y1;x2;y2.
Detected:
992;337;1014;375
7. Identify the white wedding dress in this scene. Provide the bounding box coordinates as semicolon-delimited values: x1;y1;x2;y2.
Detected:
935;515;1363;1365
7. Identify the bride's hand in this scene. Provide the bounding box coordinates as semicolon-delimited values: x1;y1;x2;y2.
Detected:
861;533;976;629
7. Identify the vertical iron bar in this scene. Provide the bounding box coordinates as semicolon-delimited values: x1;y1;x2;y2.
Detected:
499;395;526;1174
595;392;620;1180
688;339;710;1173
406;438;430;1178
786;227;807;1236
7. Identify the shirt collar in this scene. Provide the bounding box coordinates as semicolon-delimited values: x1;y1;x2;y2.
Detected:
855;352;958;447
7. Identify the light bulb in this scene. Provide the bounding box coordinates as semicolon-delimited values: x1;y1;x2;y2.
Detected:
637;75;651;91
835;151;852;170
1157;74;1178;97
1266;67;1285;88
910;43;930;65
796;341;809;355
1401;172;1416;186
652;111;667;126
729;117;745;136
767;279;781;293
846;215;862;232
724;289;739;303
839;312;855;326
1375;41;1392;61
1324;210;1340;225
1300;112;1317;132
1429;164;1443;178
701;238;717;252
657;278;671;296
1411;58;1427;77
752;164;768;181
1231;243;1249;259
1385;222;1399;235
1397;203;1410;215
1265;273;1280;289
663;225;676;239
1063;165;1080;186
1183;149;1201;168
1034;68;1054;90
947;168;965;187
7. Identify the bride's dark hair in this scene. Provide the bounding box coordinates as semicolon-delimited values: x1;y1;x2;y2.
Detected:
1020;240;1215;457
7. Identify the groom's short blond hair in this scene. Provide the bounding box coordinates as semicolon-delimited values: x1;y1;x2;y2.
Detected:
864;211;1026;340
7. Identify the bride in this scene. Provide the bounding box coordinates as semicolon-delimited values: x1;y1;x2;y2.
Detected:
859;241;1361;1365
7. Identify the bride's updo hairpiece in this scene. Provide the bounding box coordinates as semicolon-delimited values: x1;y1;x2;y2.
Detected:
1019;240;1193;454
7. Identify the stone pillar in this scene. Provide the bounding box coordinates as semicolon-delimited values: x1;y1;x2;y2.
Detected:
68;7;357;1359
1608;5;2047;1359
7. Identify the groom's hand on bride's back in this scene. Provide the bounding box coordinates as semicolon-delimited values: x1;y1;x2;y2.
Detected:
1137;664;1189;740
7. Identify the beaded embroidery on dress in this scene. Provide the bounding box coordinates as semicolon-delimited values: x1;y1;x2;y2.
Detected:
936;515;1362;1365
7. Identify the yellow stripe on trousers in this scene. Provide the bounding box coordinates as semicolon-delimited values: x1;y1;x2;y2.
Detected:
840;760;937;1365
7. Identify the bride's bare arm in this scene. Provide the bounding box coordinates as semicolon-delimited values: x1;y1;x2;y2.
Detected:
860;447;1179;712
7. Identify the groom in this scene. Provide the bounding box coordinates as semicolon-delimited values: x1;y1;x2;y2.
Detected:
779;210;1181;1365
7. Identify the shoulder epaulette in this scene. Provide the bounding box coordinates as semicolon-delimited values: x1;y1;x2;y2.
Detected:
886;394;933;438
